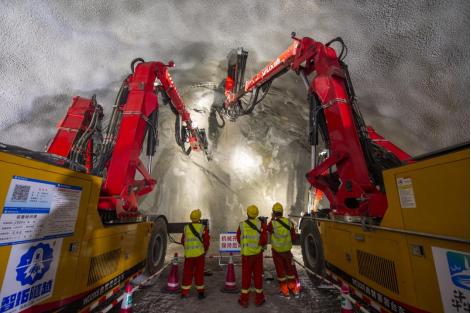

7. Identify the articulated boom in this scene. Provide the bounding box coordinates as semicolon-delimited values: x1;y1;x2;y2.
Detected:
223;33;411;219
224;40;299;107
48;59;209;220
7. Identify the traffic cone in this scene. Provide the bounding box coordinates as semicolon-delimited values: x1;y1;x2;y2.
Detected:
220;253;239;293
162;253;180;293
120;283;133;313
340;283;354;313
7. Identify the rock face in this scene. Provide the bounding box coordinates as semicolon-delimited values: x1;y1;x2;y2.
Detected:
0;1;468;232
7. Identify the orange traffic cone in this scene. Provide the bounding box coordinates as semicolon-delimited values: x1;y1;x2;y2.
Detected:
120;283;133;313
163;253;180;293
340;283;354;313
221;253;239;293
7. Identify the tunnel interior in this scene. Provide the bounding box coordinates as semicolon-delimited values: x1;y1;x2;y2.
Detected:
0;2;469;313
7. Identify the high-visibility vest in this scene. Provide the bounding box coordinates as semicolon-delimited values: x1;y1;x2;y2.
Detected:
183;223;205;258
240;219;262;256
270;217;292;253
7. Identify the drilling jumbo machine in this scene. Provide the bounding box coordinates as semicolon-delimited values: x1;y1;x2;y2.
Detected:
220;33;469;313
0;59;210;312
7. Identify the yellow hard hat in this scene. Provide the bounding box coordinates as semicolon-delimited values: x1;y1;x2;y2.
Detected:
190;209;202;222
246;205;259;219
272;202;283;213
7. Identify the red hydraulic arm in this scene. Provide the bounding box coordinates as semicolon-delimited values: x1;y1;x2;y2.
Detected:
48;59;209;220
47;96;103;174
223;33;411;219
224;40;299;107
156;61;204;151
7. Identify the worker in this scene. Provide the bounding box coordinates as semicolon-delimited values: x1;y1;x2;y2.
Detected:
236;205;268;307
181;209;210;299
268;202;300;297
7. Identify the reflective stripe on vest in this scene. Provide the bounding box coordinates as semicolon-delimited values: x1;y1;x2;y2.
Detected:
240;219;262;256
270;217;292;253
184;223;205;258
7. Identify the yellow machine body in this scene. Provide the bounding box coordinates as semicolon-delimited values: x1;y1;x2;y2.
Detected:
0;152;152;312
320;148;469;312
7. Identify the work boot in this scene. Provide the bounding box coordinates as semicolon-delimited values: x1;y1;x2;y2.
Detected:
238;292;249;308
279;281;289;297
181;287;190;300
255;291;266;306
255;298;266;307
288;279;300;297
198;292;206;300
238;299;249;308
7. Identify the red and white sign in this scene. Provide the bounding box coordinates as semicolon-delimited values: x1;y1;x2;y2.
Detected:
219;232;240;253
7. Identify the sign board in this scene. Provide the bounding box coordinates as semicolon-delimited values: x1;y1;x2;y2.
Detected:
0;176;82;246
219;232;240;253
396;177;416;208
432;247;470;313
0;238;63;313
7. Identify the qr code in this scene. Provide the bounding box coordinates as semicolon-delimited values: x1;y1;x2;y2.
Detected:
11;184;30;202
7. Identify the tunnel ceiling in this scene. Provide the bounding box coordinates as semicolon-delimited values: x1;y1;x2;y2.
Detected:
0;0;469;232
